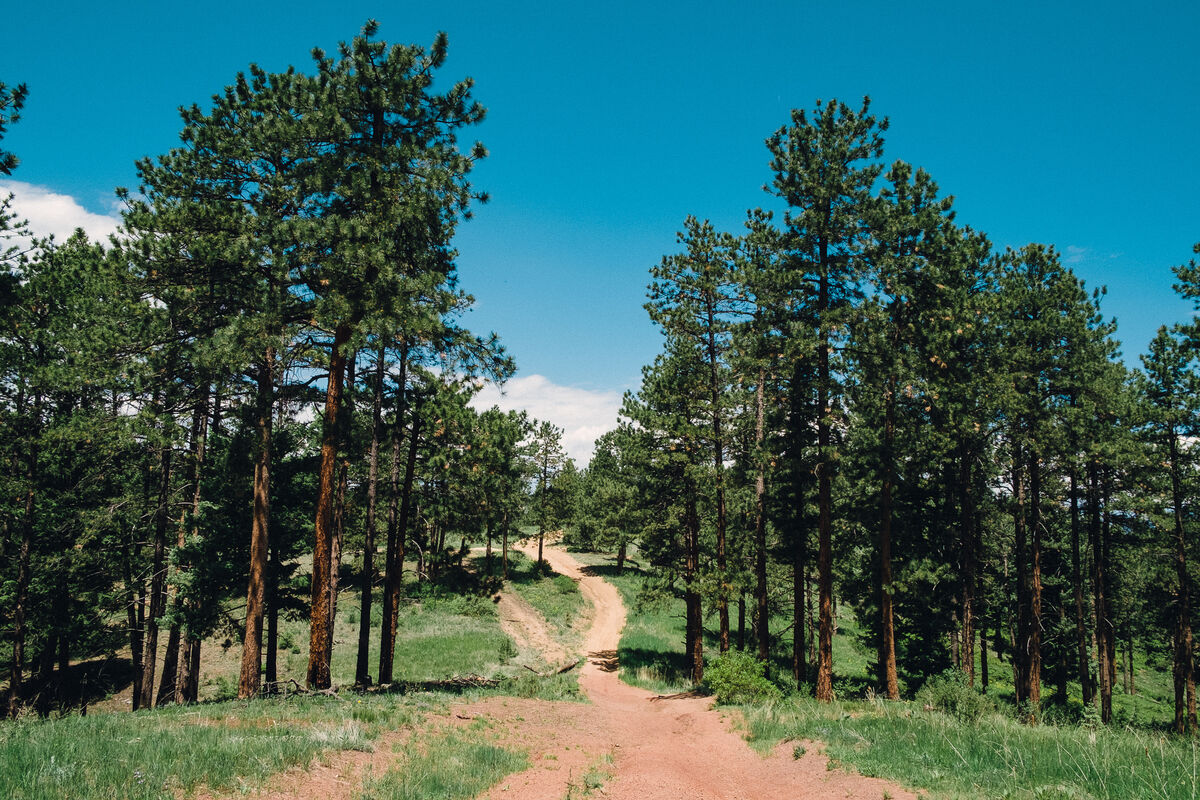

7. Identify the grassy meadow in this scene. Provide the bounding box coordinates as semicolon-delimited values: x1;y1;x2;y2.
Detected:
4;540;1196;799
0;540;586;799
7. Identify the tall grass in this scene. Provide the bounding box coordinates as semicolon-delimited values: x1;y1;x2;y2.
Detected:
0;693;429;800
744;697;1200;799
358;721;527;800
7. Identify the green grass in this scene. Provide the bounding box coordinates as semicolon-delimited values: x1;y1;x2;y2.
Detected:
742;696;1200;799
494;550;587;651
0;691;437;800
568;550;694;694
197;558;518;698
358;720;527;800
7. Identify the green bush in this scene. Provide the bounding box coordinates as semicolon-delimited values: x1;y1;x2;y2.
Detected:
914;668;996;722
705;649;782;705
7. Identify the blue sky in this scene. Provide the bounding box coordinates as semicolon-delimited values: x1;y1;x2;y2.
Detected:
4;1;1199;460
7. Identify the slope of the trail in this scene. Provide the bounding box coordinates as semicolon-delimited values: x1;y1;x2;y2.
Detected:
463;545;918;800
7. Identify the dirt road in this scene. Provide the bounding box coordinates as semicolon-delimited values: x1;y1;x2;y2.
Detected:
464;544;917;800
203;545;916;799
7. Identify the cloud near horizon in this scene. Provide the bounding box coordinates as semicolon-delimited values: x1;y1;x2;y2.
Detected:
470;374;623;465
0;180;122;244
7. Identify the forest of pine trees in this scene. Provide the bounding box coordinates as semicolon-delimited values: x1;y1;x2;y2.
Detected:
0;27;570;717
568;98;1200;732
3;30;1200;738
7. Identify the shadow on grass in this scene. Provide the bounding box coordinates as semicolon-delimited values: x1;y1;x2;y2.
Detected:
471;551;563;587
11;656;138;715
617;646;691;687
578;563;643;579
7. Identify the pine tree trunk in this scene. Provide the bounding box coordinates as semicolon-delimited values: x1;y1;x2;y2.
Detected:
124;538;144;711
1169;430;1197;734
308;324;350;689
156;627;179;706
737;595;746;651
379;348;405;685
265;554;279;688
878;373;900;699
239;349;274;699
686;492;704;685
502;515;510;580
326;461;348;667
705;296;730;653
174;383;210;704
1027;451;1043;715
139;439;174;710
1013;441;1031;712
1069;466;1092;706
978;511;989;693
325;356;356;668
186;641;200;702
1091;459;1113;722
356;349;385;687
815;266;835;703
754;374;770;663
54;622;69;709
959;440;975;688
380;385;419;685
485;520;494;574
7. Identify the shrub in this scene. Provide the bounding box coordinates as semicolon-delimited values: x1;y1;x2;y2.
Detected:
914;668;996;722
705;649;782;705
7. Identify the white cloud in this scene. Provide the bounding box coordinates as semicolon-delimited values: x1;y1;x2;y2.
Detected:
1064;245;1088;265
470;374;623;465
0;180;122;244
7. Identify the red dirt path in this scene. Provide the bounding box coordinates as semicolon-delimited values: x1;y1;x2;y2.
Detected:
459;544;918;800
198;544;918;799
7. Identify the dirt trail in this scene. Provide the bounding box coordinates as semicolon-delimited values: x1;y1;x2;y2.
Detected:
464;544;918;800
198;544;917;799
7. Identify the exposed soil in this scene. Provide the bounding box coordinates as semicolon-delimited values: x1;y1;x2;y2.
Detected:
194;543;918;799
460;543;918;800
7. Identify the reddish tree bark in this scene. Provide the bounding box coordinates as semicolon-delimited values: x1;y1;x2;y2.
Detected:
239;349;274;698
308;326;350;689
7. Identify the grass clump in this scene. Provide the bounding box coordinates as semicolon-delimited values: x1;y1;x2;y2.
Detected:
705;649;782;705
358;721;526;800
743;696;1200;799
914;669;997;722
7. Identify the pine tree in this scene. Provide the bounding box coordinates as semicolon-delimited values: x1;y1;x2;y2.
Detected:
766;98;887;701
1138;327;1200;734
530;421;566;570
304;23;487;689
648;216;745;650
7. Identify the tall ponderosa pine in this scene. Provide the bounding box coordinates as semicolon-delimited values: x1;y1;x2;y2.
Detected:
124;64;317;701
647;216;745;650
1138;327;1199;734
766;98;887;702
856;161;955;698
304;23;487;690
530;421;566;569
